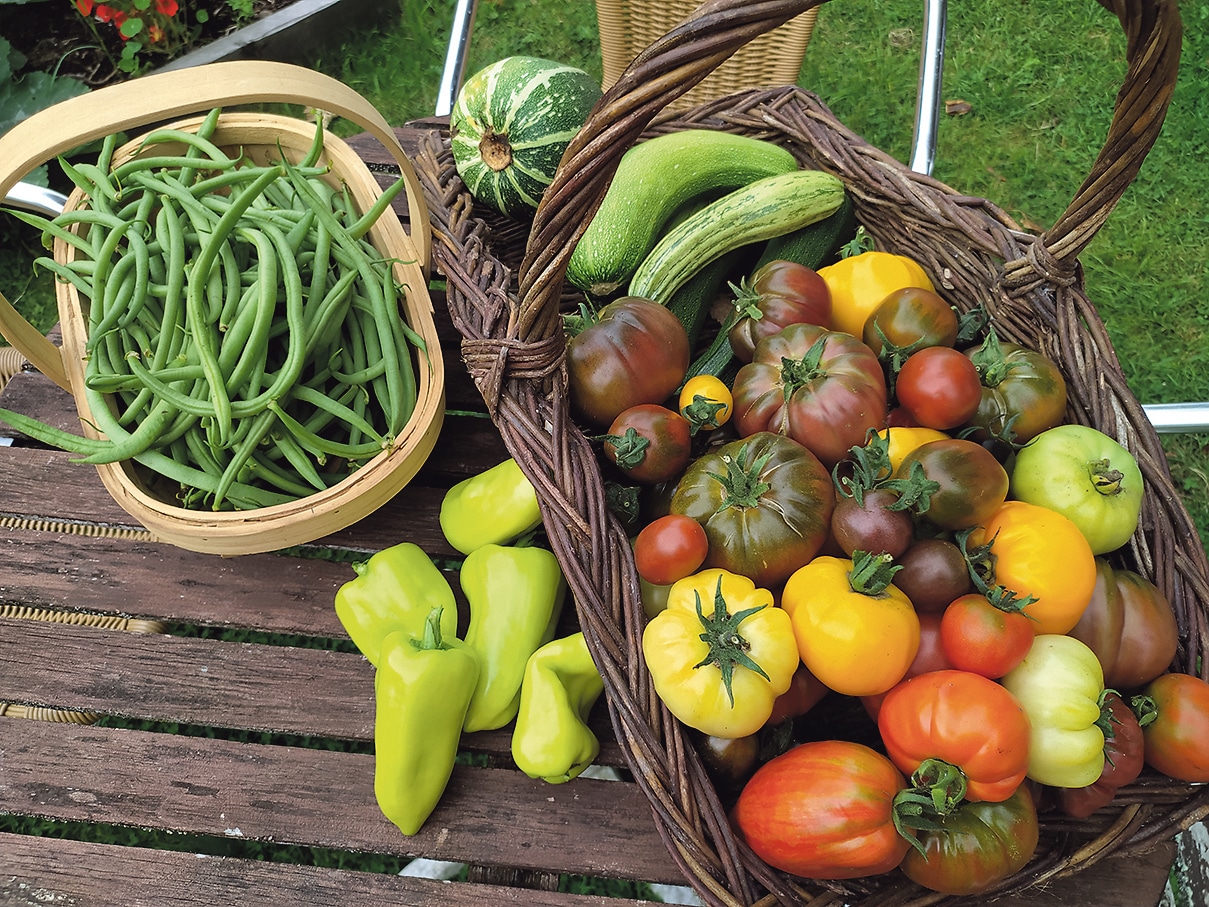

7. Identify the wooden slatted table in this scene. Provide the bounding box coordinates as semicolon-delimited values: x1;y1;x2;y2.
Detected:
0;122;1179;907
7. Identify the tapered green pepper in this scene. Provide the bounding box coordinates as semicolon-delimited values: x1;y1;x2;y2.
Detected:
439;457;543;555
335;542;459;667
511;632;605;784
374;608;479;836
460;543;567;732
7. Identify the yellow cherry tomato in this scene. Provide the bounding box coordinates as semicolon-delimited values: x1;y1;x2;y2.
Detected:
678;374;733;432
967;500;1097;635
879;426;951;475
782;552;920;697
818;250;934;340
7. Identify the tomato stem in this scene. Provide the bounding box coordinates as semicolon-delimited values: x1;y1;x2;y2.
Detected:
847;550;902;596
691;575;771;707
1089;458;1125;496
891;758;970;855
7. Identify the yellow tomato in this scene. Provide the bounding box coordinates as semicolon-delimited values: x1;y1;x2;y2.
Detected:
678;374;733;431
818;251;934;339
782;553;920;697
879;426;951;475
967;500;1097;635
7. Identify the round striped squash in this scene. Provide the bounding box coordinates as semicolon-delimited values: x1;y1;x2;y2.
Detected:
450;56;601;219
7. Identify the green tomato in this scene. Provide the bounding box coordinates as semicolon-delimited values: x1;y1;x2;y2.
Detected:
1008;424;1143;554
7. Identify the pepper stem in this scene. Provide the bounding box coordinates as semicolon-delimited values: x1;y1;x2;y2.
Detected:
410;607;450;651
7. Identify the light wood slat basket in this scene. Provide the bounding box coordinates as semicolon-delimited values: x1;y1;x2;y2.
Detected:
0;62;444;556
416;0;1209;903
596;0;818;112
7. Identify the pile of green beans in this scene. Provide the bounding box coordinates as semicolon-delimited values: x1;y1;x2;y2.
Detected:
2;107;424;511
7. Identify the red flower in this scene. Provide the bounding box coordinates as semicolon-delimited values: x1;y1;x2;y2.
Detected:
155;0;179;16
94;4;117;22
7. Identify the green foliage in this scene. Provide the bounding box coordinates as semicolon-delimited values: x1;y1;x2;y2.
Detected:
0;36;90;146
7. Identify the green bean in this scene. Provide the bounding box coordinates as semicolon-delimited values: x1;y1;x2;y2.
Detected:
131;444;294;510
290;383;386;445
346;175;409;241
248;446;327;497
265;430;329;492
268;401;384;462
212;408;278;511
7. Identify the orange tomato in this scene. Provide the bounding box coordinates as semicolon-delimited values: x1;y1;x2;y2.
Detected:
967;500;1096;635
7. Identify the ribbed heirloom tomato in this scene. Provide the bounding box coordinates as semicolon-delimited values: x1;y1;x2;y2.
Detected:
732;740;911;879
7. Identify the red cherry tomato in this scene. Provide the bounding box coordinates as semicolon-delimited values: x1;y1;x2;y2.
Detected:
895;346;983;431
939;593;1035;679
603;404;692;484
633;514;709;586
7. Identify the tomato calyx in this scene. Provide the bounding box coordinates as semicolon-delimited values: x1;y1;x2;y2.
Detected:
1128;693;1159;729
1089;458;1126;496
835;431;940;510
847;550;903;596
708;447;773;511
776;335;831;398
891;758;970;855
953;528;1039;614
691;575;772;707
839;225;876;258
680;394;730;436
600;426;649;469
729;277;767;322
561;300;600;339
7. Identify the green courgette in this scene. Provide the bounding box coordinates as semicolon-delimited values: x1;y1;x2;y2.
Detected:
567;131;799;298
628;169;846;305
753;192;857;272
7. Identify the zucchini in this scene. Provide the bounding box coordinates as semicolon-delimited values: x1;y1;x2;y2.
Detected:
567;130;798;298
628;169;846;305
753;192;857;272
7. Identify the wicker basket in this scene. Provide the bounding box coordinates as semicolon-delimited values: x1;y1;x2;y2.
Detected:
596;0;817;112
418;0;1209;903
0;62;444;556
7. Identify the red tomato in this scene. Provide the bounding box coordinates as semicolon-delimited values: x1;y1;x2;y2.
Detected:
566;296;690;427
939;593;1034;679
731;740;910;879
731;322;887;467
1138;673;1209;782
1058;691;1145;818
766;663;830;726
602;404;692;484
633;514;709;586
728;259;832;363
877;669;1031;802
894;346;983;431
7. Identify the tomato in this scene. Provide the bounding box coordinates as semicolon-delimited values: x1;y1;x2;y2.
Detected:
879;426;950;475
897;438;1009;531
783;552;920;698
892;537;972;612
602;404;691;484
669;432;835;588
862;285;959;361
964;330;1067;445
566;296;690;427
727;259;831;363
877;669;1031;802
1136;673;1209;782
1009;423;1144;554
1000;634;1107;788
967;500;1097;635
731;740;911;879
830;487;915;558
894;346;983;431
766;663;829;726
691;730;761;795
1067;558;1178;690
1057;691;1145;818
817;248;934;340
677;374;733;433
861;610;953;720
939;592;1034;679
900;786;1039;896
732;322;887;467
633;513;709;587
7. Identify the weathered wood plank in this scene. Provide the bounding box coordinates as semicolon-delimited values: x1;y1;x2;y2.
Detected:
0;721;683;884
0;617;624;761
0;833;659;906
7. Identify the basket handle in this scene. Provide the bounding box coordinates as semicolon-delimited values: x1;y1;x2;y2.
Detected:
515;0;1180;334
0;60;429;393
